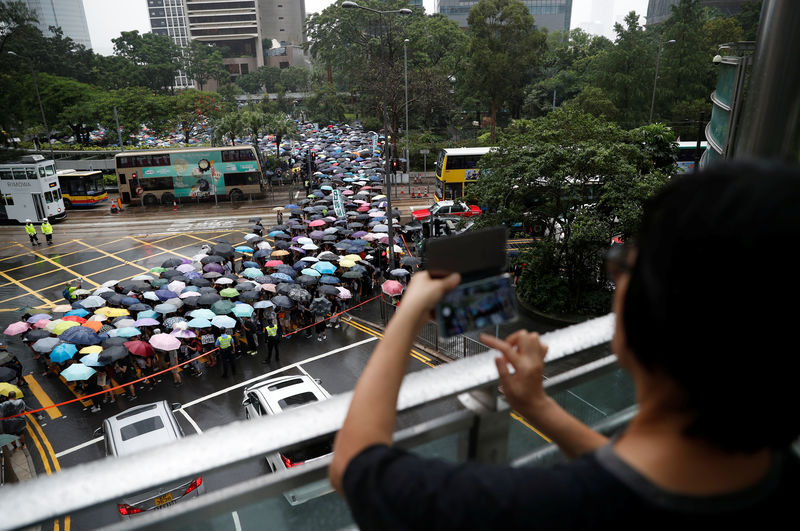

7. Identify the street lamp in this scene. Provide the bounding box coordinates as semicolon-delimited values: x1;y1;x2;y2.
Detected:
8;51;54;160
403;38;410;184
342;1;412;269
649;38;676;124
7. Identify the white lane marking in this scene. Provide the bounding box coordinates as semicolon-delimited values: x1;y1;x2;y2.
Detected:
232;510;243;531
179;408;203;434
55;436;103;459
51;337;379;460
181;336;378;409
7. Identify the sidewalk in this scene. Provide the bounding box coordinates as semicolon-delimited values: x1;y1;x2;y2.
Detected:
1;438;36;484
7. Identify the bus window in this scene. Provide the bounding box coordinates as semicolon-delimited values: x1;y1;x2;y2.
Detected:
225;172;260;186
45;164;55;176
444;182;462;199
39;166;46;177
45;191;54;203
142;177;174;190
26;168;37;179
12;168;25;179
55;188;61;200
0;169;12;180
2;194;14;206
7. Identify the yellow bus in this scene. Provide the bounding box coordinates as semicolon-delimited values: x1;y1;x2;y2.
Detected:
115;145;265;206
433;147;495;201
57;169;108;208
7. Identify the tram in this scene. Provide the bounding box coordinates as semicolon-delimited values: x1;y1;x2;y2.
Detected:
0;154;66;222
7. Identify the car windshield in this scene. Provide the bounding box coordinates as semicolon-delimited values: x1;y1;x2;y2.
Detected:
282;435;334;464
279;392;318;410
120;416;164;441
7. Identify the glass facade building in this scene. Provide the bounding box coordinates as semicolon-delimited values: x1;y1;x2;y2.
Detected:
148;0;193;88
646;0;750;25
4;0;93;49
436;0;572;32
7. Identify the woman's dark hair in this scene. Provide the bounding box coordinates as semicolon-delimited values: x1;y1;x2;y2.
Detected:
623;160;800;452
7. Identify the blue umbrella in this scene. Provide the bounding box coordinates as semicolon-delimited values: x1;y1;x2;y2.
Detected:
27;313;52;323
242;261;260;269
116;327;142;338
320;275;341;285
50;343;78;364
301;268;321;277
155;289;178;301
58;326;103;346
128;303;152;312
186;317;212;328
154;303;178;314
235;246;254;253
284;204;299;209
189;309;216;320
64;309;89;317
313;261;337;275
268;230;288;238
232;304;254;317
120;297;140;307
137;310;159;320
80;352;109;367
253;300;275;309
242;267;263;279
271;272;293;282
60;363;96;382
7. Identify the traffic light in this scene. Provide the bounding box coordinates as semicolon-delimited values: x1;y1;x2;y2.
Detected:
391;159;398;172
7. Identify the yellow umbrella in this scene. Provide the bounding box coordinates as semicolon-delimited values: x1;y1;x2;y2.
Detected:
51;304;73;313
79;345;103;354
373;194;386;200
44;319;65;333
95;307;129;317
271;250;289;257
339;260;356;268
343;254;362;262
272;206;284;211
53;320;80;335
0;382;23;398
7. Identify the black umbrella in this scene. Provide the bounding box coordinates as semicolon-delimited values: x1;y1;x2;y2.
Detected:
212;243;234;258
198;293;222;305
25;328;52;341
400;256;421;266
161;258;183;268
309;297;332;315
128;303;152;312
288;288;312;303
191;278;212;287
106;293;125;306
276;283;295;296
296;275;318;285
161;269;184;279
98;345;128;364
318;285;339;296
198;286;218;294
275;241;291;250
0;367;17;382
237;291;259;302
102;336;128;347
201;255;225;265
272;295;294;308
182;296;200;308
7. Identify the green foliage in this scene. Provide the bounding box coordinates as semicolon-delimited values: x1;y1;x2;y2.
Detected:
307;83;347;125
469;107;673;316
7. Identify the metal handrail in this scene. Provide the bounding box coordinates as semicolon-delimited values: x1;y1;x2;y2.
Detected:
0;315;615;531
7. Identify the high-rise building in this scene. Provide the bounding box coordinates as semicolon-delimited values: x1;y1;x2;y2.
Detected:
4;0;93;49
436;0;572;33
646;0;750;25
147;0;193;88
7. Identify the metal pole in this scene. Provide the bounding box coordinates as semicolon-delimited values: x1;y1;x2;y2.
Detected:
30;70;54;160
404;39;410;184
113;107;125;150
649;40;663;124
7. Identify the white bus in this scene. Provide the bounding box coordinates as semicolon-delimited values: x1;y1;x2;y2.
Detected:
0;154;66;223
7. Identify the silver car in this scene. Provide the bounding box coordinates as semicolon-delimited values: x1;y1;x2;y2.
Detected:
243;375;335;505
96;401;204;518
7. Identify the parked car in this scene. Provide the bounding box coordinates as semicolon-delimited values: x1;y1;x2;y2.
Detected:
95;401;204;518
410;200;482;221
242;374;335;505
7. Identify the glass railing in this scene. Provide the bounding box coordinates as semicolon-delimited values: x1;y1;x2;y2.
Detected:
0;315;623;531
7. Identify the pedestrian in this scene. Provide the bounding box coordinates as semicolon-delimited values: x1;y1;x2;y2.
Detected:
1;391;37;450
277;210;284;225
24;219;41;246
166;348;182;388
182;336;204;377
200;329;216;367
240;316;257;356
112;357;138;400
263;317;281;364
314;312;327;342
0;342;25;388
40;218;53;245
96;366;115;404
215;328;236;378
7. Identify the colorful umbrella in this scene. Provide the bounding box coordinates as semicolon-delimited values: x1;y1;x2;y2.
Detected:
381;280;404;296
124;340;155;357
50;343;78;364
60;363;96;382
3;321;30;336
148;333;181;351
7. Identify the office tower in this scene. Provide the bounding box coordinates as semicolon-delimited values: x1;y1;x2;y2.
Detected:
437;0;573;32
4;0;93;49
147;0;193;88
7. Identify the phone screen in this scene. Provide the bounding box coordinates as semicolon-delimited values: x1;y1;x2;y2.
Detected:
436;273;518;337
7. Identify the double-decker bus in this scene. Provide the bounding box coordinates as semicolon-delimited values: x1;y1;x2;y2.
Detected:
57;169;108;208
676;141;708;173
115;145;265;206
434;147;495;201
0;154;66;223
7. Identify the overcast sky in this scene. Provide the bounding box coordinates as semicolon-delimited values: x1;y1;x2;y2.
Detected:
83;0;648;56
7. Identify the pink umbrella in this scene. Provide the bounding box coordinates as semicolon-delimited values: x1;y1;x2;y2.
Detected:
357;205;370;212
261;283;277;293
170;329;196;338
342;190;354;195
381;280;404;296
148;333;181;351
337;287;352;299
309;219;326;227
266;260;284;267
33;319;51;329
3;321;30;335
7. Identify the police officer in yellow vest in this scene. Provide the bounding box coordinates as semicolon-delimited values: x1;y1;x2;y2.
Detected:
263;318;281;365
24;219;41;246
215;329;236;378
41;218;53;245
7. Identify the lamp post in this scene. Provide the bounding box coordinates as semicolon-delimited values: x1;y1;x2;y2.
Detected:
8;51;54;160
342;1;412;269
649;38;676;124
403;38;410;186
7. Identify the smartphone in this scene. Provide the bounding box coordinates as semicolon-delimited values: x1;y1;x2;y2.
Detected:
436;273;518;337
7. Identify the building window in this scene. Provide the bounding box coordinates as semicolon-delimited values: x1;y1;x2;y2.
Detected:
240;63;249;74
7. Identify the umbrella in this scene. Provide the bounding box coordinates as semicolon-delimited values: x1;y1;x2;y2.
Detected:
154;303;178;314
149;333;181;351
242;267;263;279
98;345;129;364
189;309;216;320
186;318;212;328
81;321;104;333
197;293;222;306
65;309;90;317
211;315;237;329
390;268;410;277
58;326;103;345
382;280;404;296
60;363;96;382
211;300;235;315
271;295;294;309
33;337;61;353
203;262;225;273
400;256;421;266
0;382;23;397
320;275;340;285
201;255;225;265
115;327;142;338
288;288;312;303
52;320;80;335
3;321;30;335
0;367;17;382
26;313;51;323
25;329;51;342
163;316;187;329
232;304;254;317
337;287;352;299
50;343;78;364
312;261;337;274
80;353;110;367
309;297;332;315
219;288;240;298
161;258;183;268
171;329;196;339
79;345;103;354
253;300;275;309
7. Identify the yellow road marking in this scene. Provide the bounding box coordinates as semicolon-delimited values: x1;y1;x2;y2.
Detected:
25;416;51;475
73;240;151;272
126;236;197;262
14;243;100;287
27;414;60;472
23;374;62;419
510;411;551;442
0;269;54;306
345;320;434;367
25;416;67;531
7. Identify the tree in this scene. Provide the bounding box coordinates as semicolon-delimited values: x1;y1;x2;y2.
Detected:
279;66;310;92
170;90;221;145
264;113;299;155
184;40;227;91
0;0;38;56
467;107;674;315
464;0;547;141
212;112;245;146
307;83;347;124
112;31;182;93
240;109;269;144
